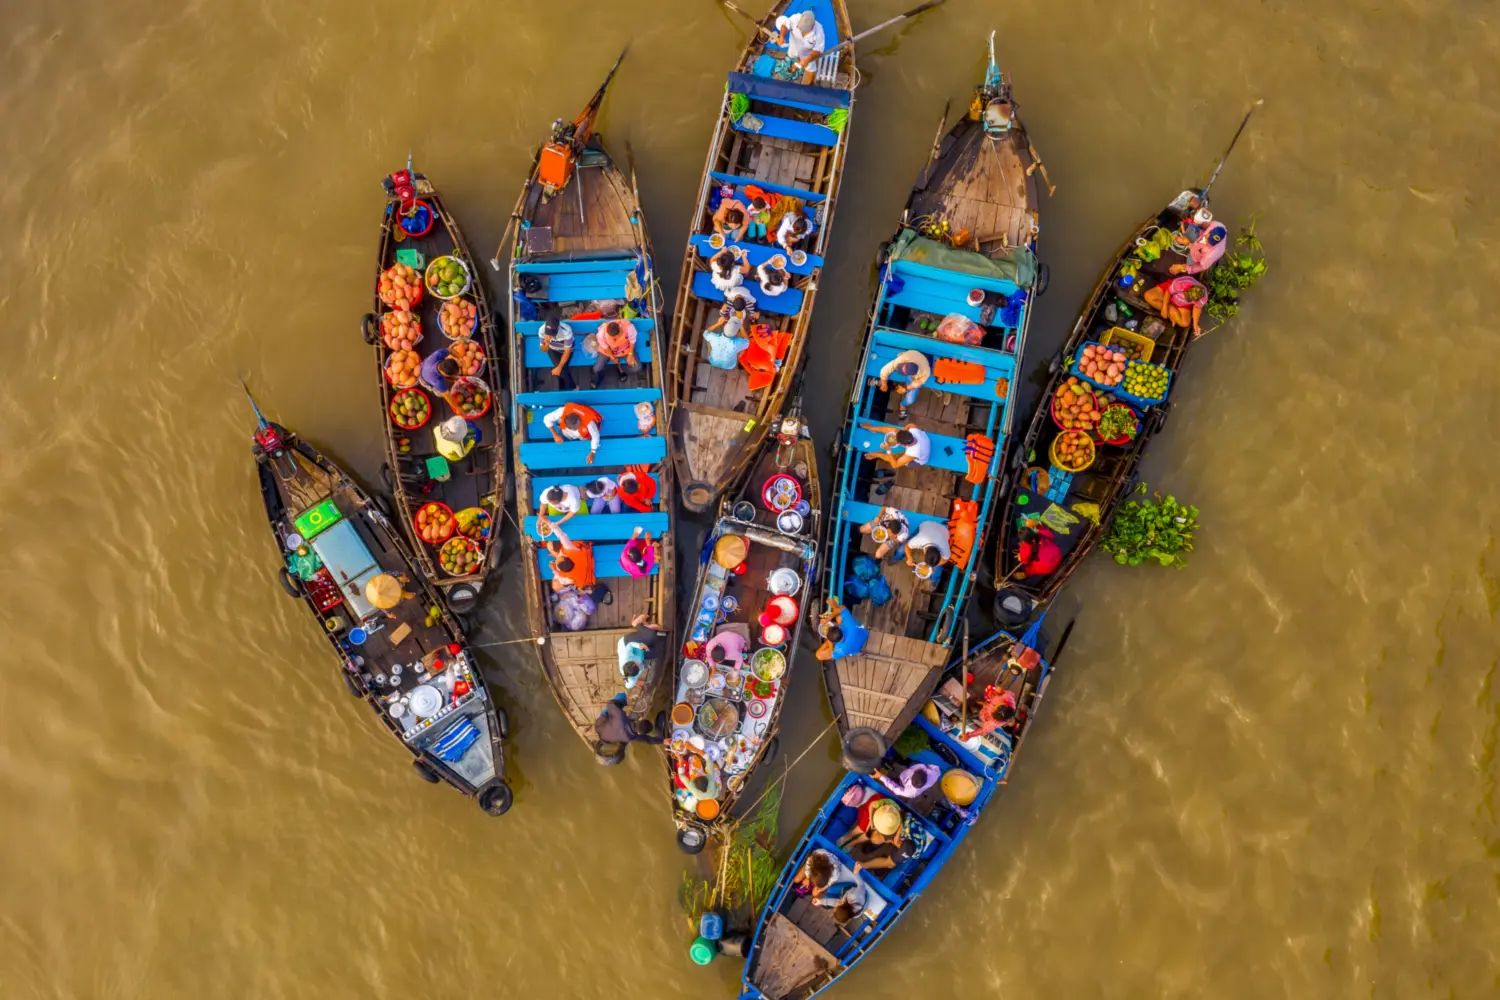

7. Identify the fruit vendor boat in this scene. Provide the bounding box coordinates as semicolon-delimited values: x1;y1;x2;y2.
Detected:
817;37;1045;765
663;0;855;514
247;392;512;815
364;161;507;616
667;397;821;854
737;618;1061;1000
497;52;678;764
992;105;1260;623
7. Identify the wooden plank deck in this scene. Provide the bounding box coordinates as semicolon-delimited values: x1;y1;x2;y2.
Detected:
753;912;841;1000
835;631;948;737
531;161;637;255
910;126;1038;249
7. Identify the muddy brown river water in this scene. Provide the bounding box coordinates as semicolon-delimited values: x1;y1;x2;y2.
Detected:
4;1;1500;997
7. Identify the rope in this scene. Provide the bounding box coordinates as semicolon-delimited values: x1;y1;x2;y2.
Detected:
722;717;839;836
471;636;546;649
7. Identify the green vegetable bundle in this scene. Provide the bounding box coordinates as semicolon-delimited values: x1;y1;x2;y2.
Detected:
1100;485;1198;568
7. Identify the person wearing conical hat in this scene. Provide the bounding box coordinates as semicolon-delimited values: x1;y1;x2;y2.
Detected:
433;415;476;463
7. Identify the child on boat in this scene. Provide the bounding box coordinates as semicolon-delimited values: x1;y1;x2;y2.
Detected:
756;260;791;298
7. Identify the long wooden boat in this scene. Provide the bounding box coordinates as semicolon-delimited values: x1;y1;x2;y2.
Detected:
364;164;507;615
248;396;512;815
816;42;1044;760
498;54;677;764
667;398;822;854
665;0;855;513
738;620;1057;999
992;107;1259;624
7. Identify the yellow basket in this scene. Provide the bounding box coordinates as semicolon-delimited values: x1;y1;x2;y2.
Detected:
1049;431;1095;473
1100;326;1155;362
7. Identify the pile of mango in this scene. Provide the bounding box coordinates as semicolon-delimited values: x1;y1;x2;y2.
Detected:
426;256;469;299
449;338;486;376
1052;429;1095;472
381;310;421;351
440;299;478;338
385;349;421;388
415;503;455;545
379;264;424;310
1053;378;1099;431
389;389;431;429
449;378;490;417
439;536;482;576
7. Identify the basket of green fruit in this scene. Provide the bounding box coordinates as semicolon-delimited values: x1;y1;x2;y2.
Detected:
1096;404;1140;446
1115;360;1172;407
389;387;432;430
425;255;472;301
438;535;483;577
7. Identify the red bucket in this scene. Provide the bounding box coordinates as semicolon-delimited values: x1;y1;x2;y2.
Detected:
389;387;433;430
1097;403;1141;447
413;501;456;546
447;376;492;420
1050;381;1100;432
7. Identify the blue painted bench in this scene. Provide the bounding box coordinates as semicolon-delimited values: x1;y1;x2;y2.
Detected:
515;319;656;337
528;474;661;511
733;113;838;148
538;543;660;580
708;170;826;205
883;260;1024;324
514;257;638;274
522;334;654;368
522;402;653;440
522;512;669;542
530;270;630;303
519;436;667;471
689;235;821;276
840;500;948;532
728;71;851;112
851;422;970;475
862;329;1015;403
691;271;805;317
517;389;661;407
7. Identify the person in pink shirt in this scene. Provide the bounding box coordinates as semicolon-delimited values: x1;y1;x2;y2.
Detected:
619;526;657;578
704;627;748;672
1170;214;1230;276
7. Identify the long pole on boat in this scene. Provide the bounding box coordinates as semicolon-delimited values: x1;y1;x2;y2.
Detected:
239;378;269;431
823;0;950;56
958;617;970;737
1201;100;1263;202
716;0;777;38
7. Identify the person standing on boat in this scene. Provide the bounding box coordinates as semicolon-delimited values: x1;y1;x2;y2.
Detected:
1016;523;1062;578
543;402;603;465
815;596;869;661
774;9;826;85
594;693;664;748
858;507;910;561
591;318;640;388
877;349;932;416
538;312;576;391
584;476;621;514
537;483;584;526
860;421;931;470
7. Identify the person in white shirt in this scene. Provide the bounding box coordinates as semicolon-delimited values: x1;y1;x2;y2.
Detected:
774;9;826;84
538;312;575;391
537;483;583;525
877;349;931;415
756;260;791;297
776;211;812;253
542;405;602;465
860;421;931;470
858;507;910;560
709;248;750;293
584;476;621;515
905;520;951;566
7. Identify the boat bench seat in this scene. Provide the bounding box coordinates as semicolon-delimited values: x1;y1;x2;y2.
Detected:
539;543;659;580
515;319;656;337
884;260;1023;325
531;270;630;303
691;271;805;317
522;512;668;542
689;234;821;276
522;402;654;440
863;329;1016;403
851;423;970;475
732;113;839;148
528;474;660;511
518;437;666;471
708;170;826;205
839;500;949;532
522;334;654;368
514;258;638;275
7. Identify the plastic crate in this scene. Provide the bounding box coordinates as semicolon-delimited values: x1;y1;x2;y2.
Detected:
1099;326;1155;362
1043;467;1073;504
1067;344;1173;409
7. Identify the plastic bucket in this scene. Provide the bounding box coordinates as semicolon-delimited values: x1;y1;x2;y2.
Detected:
389;387;432;430
1097;403;1141;447
1049;430;1095;473
439;298;480;339
689;936;717;966
447;376;492;420
413;502;456;546
425;255;472;301
397;200;435;238
438;535;483;577
700;912;724;941
383;350;421;389
379;310;423;351
448;337;487;377
732;501;757;522
1050;383;1100;432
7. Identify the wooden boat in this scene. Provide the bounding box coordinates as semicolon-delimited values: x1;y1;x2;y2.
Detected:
248;394;511;815
665;0;856;513
499;53;677;764
363;163;507;615
737;619;1058;1000
667;398;822;854
816;40;1045;761
992;107;1260;623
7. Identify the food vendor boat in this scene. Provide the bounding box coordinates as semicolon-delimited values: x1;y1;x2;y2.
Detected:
364;161;507;616
737;619;1059;999
499;53;678;764
248;394;511;815
817;38;1044;762
992;105;1260;623
667;401;822;854
664;0;855;513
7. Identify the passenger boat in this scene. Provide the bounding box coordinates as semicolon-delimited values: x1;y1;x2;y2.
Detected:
992;106;1260;624
363;162;507;615
498;53;677;764
665;0;855;513
667;399;821;854
816;39;1044;761
248;392;512;815
738;619;1057;999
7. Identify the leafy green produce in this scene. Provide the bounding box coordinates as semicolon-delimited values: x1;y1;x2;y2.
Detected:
1097;405;1139;442
1100;485;1198;568
1203;220;1268;322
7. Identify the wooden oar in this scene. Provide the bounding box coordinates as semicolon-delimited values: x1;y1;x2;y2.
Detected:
917;98;950;188
823;0;950;56
1025;139;1057;197
717;0;778;38
1201;99;1263;202
957;617;971;737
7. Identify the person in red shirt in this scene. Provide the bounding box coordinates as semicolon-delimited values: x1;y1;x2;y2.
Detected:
1016;524;1062;577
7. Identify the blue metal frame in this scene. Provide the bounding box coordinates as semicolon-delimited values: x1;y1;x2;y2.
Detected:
738;624;1052;999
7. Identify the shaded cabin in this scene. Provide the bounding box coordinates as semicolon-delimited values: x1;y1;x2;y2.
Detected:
665;0;855;512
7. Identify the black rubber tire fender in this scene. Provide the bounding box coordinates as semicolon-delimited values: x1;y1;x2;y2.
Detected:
682;481;715;513
595;744;626;766
361;313;379;345
495;707;510;741
479;782;513;816
718;933;749;959
278;567;303;598
380;463;398;493
412;757;442;784
446;583;481;615
994;589;1033;628
1035;261;1051;296
840;727;888;774
371;493;394;519
676;826;708;855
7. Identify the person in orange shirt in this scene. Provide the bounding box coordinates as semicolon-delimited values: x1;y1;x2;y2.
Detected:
539;517;596;595
543;402;604;465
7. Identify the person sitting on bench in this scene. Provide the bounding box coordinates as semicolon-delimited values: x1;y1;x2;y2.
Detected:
543;402;603;465
708;248;750;294
713;197;749;243
904;520;952;576
859;507;910;561
1016;523;1062;578
776;212;812;254
591;318;640;389
620;527;658;579
860;421;931;470
756;259;791;298
773;9;826;85
538;310;575;391
584;476;620;515
537;483;583;525
538;518;595;595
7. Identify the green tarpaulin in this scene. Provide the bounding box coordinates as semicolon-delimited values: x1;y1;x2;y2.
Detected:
889;229;1038;289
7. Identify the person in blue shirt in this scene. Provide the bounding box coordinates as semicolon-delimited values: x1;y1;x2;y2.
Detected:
420;349;463;395
815;596;869;661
